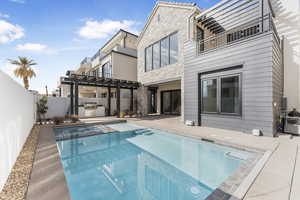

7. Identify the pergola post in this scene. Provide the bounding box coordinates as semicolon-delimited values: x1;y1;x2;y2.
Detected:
107;86;111;116
74;82;79;115
59;87;62;97
70;83;74;115
116;82;120;118
130;88;134;112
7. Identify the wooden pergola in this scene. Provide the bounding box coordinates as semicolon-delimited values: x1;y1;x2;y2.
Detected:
60;71;140;117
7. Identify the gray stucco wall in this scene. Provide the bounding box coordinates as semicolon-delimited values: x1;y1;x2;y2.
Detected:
184;33;281;136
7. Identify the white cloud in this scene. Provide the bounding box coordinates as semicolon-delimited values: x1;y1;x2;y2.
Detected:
78;19;139;39
1;61;22;84
16;43;47;52
0;20;24;43
9;0;25;4
0;13;9;18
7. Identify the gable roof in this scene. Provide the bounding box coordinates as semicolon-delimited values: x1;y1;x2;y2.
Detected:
100;29;138;52
137;1;200;44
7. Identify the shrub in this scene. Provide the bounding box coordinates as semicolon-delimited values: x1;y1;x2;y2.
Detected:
128;111;135;117
120;112;125;118
124;109;129;116
53;116;64;125
71;115;79;123
37;96;48;123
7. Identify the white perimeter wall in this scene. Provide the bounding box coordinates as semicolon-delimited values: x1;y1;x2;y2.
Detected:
274;0;300;110
44;90;137;118
0;70;36;192
44;96;70;119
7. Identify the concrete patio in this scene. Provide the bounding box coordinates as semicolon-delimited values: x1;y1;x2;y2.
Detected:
81;115;300;200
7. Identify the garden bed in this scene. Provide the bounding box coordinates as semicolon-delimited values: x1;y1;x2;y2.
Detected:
0;126;40;200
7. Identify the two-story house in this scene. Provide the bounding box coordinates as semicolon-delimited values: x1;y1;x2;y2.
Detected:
59;29;138;116
137;0;289;137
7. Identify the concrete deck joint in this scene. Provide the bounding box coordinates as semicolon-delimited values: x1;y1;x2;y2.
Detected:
289;144;299;200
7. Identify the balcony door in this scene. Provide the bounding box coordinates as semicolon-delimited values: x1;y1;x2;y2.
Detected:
161;90;181;115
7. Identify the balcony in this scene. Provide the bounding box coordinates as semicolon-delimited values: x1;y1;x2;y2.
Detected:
194;0;279;55
197;14;280;54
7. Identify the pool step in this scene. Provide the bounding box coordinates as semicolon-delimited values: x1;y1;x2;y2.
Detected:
225;151;248;161
135;129;154;136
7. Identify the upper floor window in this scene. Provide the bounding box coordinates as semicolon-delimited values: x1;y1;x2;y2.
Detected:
160;36;169;67
153;42;160;69
169;32;178;65
145;46;152;72
144;32;178;72
102;62;112;78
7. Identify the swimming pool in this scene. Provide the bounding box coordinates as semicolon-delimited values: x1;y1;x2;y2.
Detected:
56;123;253;200
54;124;113;140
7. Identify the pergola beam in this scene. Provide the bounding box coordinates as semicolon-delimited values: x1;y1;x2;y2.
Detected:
60;74;140;118
116;82;120;118
74;82;79;115
108;86;111;116
70;83;74;115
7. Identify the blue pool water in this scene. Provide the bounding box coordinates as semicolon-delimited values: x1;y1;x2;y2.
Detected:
54;125;104;140
56;123;251;200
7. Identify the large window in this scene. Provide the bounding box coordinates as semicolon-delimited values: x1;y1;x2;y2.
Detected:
145;46;152;72
201;74;241;115
144;32;178;72
160;37;169;66
221;76;240;114
169;33;178;64
102;62;112;78
202;79;217;113
153;42;160;69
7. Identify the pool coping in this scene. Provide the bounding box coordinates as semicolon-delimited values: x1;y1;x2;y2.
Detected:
26;126;71;200
29;121;274;200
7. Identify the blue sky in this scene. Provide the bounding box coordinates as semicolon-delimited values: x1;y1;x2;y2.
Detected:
0;0;221;93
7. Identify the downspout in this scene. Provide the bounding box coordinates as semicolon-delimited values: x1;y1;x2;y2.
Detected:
262;0;264;31
187;8;198;41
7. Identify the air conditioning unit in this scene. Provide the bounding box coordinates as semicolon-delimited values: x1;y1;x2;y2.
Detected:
252;129;262;136
285;117;300;135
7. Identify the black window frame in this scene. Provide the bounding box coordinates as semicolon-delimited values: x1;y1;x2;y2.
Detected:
201;73;242;116
144;31;178;72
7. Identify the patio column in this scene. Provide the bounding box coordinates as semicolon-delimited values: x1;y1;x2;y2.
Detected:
107;86;111;116
70;83;74;115
74;82;79;115
130;88;133;112
116;82;120;118
59;87;62;97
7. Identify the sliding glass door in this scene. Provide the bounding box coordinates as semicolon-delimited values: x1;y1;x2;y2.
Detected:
161;90;181;115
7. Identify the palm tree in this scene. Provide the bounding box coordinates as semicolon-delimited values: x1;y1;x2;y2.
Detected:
9;57;37;89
